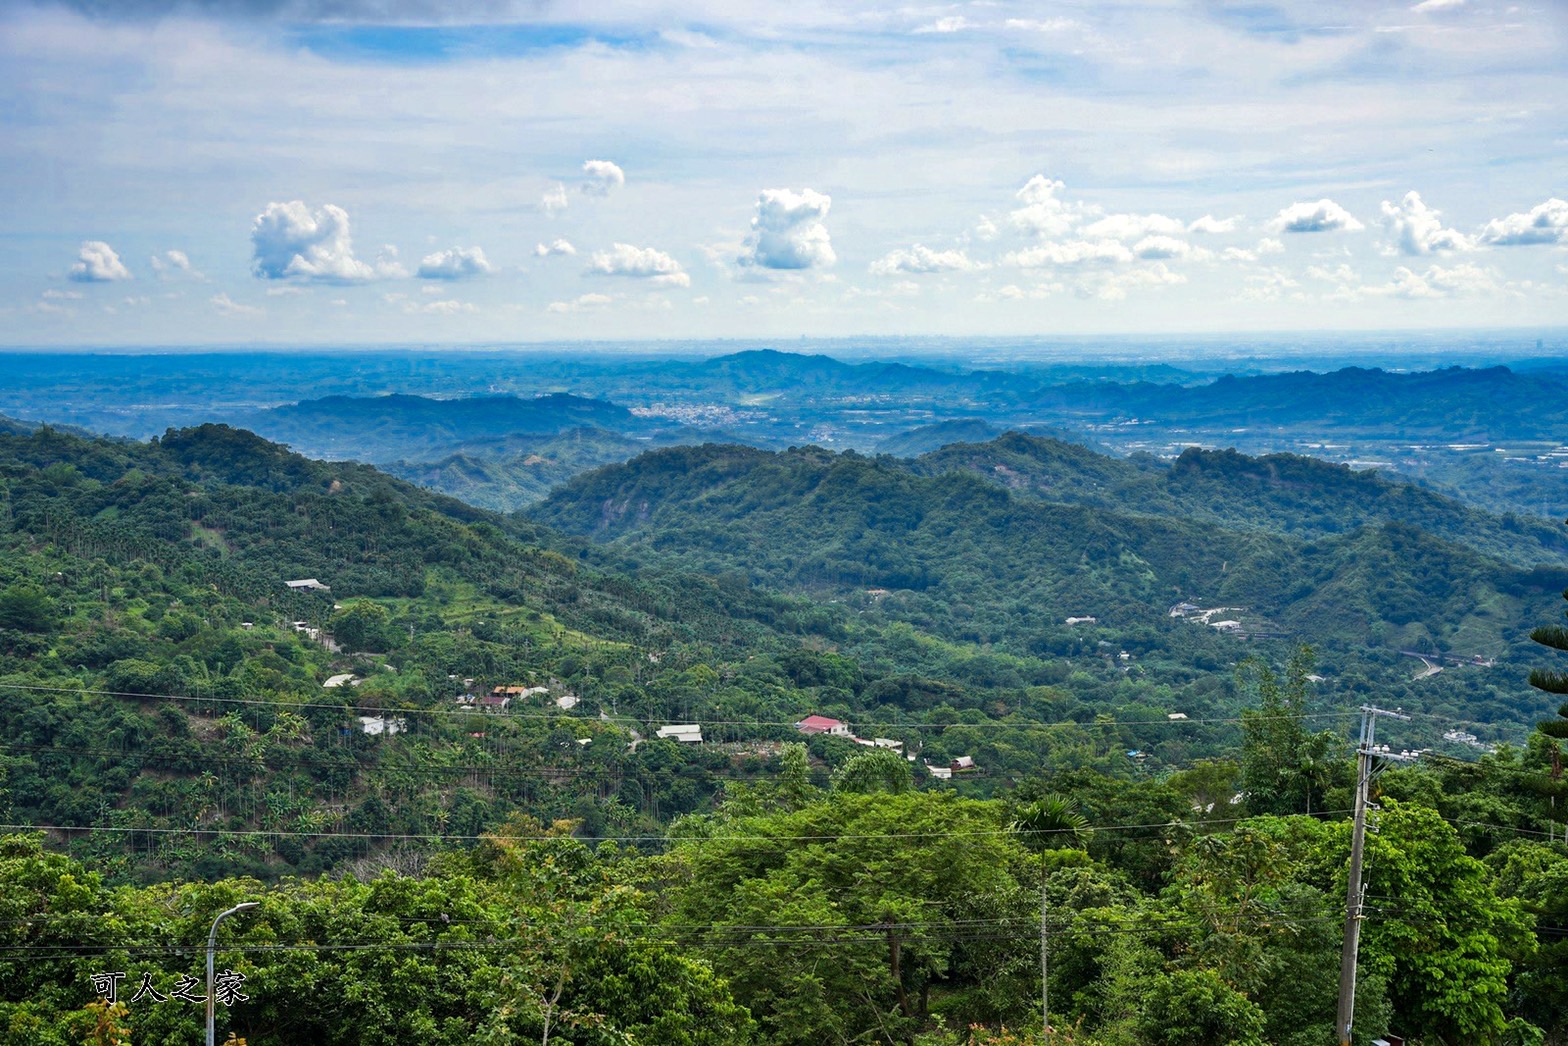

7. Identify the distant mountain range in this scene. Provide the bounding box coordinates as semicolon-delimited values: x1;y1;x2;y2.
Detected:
225;392;659;462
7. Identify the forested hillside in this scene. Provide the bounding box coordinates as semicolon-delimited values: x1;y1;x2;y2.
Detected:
533;441;1568;708
5;421;1568;1045
911;432;1568;567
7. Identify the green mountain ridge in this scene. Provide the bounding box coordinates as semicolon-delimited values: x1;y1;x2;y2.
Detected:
531;439;1568;665
912;431;1568;568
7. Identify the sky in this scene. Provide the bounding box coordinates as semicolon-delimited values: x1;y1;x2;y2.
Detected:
0;0;1565;346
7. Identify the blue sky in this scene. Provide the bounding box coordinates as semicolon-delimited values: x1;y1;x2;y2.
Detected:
0;0;1565;346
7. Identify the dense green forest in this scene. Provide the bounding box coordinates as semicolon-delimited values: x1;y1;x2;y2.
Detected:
4;420;1568;1044
531;440;1568;727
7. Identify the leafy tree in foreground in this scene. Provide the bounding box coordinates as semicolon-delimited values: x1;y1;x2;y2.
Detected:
1237;647;1339;817
1357;801;1535;1045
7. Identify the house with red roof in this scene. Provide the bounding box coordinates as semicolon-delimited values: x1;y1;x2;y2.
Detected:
795;714;851;737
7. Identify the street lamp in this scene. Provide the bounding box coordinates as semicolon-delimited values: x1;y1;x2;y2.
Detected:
206;902;258;1046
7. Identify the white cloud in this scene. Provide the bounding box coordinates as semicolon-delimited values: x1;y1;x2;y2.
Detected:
409;298;477;315
547;292;614;313
1307;263;1359;284
41;289;82;300
1219;238;1285;263
69;240;132;282
1009;176;1088;238
250;201;396;282
1239;269;1303;302
985;282;1062;302
661;29;720;48
1082;213;1186;240
1187;215;1239;235
416;246;494;280
739;188;835;270
1380;191;1474;255
210;292;262;317
1132;235;1209;261
534;239;577;257
540;183;569;215
1411;0;1465;10
1003;240;1133;267
1085;263;1186;301
587;243;691;286
149;249;202;280
1365;261;1501;298
374;245;408;279
914;15;969;33
581;159;626;197
1004;18;1077;32
869;244;981;275
1269;199;1366;234
1479;198;1568;246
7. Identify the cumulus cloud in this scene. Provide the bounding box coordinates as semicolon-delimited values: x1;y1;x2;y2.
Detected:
416;246;494;280
1009;176;1087;238
1479;198;1568;246
1307;263;1359;284
69;241;132;282
149;249;202;280
210;292;262;317
1365;261;1501;299
1240;269;1303;302
1082;212;1187;240
410;299;477;315
587;243;690;286
1269;199;1365;234
534;239;577;257
1003;240;1133;267
869;244;981;275
540;183;569;215
581;159;626;197
1087;263;1186;301
1187;215;1239;234
547;292;614;313
1380;191;1474;255
250;201;397;282
739;188;836;270
374;245;408;278
1132;236;1210;261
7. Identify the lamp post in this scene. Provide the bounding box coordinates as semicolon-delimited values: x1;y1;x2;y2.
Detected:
206;902;258;1046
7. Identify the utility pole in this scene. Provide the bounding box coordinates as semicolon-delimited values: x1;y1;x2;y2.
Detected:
206;902;258;1046
1336;705;1410;1046
1040;872;1049;1041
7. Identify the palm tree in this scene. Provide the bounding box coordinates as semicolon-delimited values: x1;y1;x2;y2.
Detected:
1010;795;1091;1040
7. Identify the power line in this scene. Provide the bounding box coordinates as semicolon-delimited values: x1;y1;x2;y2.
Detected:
0;810;1353;846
